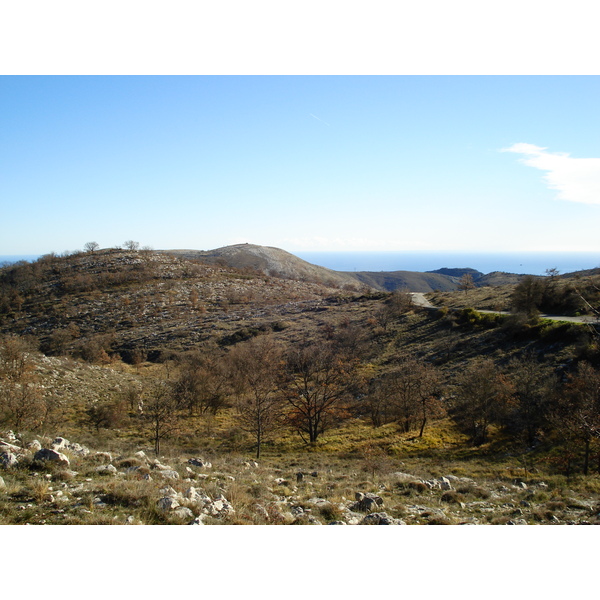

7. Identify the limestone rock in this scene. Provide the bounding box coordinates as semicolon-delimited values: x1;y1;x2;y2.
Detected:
27;440;42;452
0;440;22;452
351;492;384;513
157;497;180;511
209;494;235;518
96;464;118;475
33;448;70;468
51;437;70;451
172;506;195;520
361;512;405;525
188;458;212;468
0;451;18;469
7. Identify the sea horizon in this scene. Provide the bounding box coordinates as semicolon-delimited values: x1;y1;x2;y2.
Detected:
2;250;599;277
294;251;600;276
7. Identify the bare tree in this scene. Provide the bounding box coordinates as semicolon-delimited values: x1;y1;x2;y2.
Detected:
377;356;444;436
280;341;357;444
506;354;556;447
458;273;476;296
0;335;46;431
227;336;285;459
172;351;229;416
552;362;600;475
452;358;514;445
140;381;182;455
84;241;100;253
124;240;140;252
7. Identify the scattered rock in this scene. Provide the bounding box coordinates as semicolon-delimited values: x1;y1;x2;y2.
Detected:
27;440;42;452
33;448;70;468
172;506;195;520
158;469;180;480
0;440;22;452
188;458;212;468
252;503;269;519
0;451;18;469
351;492;384;513
361;512;405;525
50;437;70;451
157;497;180;511
96;464;118;476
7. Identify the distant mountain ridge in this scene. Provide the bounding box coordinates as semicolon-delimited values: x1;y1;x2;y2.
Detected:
163;244;526;292
162;245;363;290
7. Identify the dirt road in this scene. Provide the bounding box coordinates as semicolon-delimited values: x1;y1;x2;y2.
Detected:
409;293;598;325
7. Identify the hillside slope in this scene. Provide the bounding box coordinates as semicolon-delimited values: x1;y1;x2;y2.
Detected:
344;270;461;293
163;245;363;290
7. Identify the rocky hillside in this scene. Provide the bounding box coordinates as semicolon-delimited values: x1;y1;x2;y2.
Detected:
344;270;462;293
164;244;532;292
0;247;367;360
2;429;598;525
163;244;364;290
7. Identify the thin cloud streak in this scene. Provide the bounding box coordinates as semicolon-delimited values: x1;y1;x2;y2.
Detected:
309;113;330;127
503;143;600;205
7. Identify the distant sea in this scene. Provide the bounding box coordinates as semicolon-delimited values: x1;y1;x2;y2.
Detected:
294;251;600;276
2;251;599;277
0;255;41;265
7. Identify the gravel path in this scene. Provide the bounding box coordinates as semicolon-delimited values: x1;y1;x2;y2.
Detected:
410;293;598;324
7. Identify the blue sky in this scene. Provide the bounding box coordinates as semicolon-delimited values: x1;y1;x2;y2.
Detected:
2;75;600;255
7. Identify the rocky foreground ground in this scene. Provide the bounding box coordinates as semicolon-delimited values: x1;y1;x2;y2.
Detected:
2;431;600;525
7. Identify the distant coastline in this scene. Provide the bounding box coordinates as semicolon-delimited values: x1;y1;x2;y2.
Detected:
2;251;599;277
294;251;600;276
0;255;41;265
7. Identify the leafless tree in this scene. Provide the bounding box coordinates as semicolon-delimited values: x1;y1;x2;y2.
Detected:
172;351;229;416
84;241;100;253
377;356;444;436
551;362;600;475
0;335;46;431
227;336;285;459
280;341;357;444
124;240;140;251
452;358;514;445
139;381;182;455
458;273;476;296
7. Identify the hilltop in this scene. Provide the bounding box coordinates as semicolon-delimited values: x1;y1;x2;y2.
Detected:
2;244;600;527
164;243;529;293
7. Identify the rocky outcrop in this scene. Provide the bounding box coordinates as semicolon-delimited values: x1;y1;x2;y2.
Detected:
33;448;70;468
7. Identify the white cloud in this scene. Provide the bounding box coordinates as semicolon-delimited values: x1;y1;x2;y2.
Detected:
502;143;600;205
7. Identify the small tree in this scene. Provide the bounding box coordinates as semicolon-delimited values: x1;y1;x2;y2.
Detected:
511;275;544;318
552;362;600;475
124;240;140;252
0;335;47;431
506;355;556;447
84;241;100;253
228;336;285;459
280;341;357;444
458;273;476;296
453;358;514;445
140;381;182;455
172;351;229;416
380;356;443;436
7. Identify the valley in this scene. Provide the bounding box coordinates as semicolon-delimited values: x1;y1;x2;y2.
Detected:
1;244;600;525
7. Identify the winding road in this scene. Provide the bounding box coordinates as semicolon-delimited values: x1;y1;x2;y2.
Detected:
410;293;598;325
